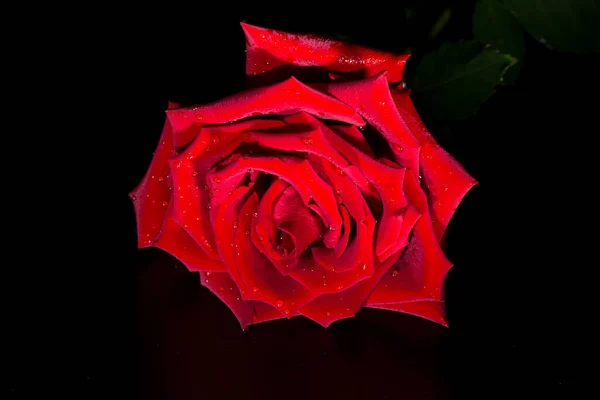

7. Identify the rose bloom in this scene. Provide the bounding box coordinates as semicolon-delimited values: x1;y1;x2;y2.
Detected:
130;23;477;328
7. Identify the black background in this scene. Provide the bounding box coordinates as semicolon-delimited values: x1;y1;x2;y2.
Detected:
14;2;596;399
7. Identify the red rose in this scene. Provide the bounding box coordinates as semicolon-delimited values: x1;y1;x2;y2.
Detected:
130;23;477;329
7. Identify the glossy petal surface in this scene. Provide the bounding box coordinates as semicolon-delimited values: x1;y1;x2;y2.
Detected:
131;25;476;330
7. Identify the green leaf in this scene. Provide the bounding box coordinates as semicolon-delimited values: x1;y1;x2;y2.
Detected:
502;0;600;53
407;41;516;120
473;0;525;84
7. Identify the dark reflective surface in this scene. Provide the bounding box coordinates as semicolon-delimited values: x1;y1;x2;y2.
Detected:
31;4;592;399
126;9;590;398
136;250;453;400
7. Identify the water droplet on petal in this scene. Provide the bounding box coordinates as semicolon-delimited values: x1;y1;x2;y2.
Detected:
275;299;284;308
393;143;403;152
317;111;325;117
252;286;260;292
206;272;212;277
336;167;346;176
211;134;219;144
232;220;239;229
284;309;291;316
362;264;367;271
157;176;164;182
244;229;250;236
303;137;314;145
162;201;169;207
191;170;198;177
131;195;136;201
227;191;232;196
252;212;258;218
391;269;399;277
195;114;203;121
325;311;331;317
214;176;222;183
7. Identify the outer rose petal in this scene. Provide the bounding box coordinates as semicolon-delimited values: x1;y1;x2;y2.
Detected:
199;272;286;329
241;22;409;84
367;301;448;327
321;72;421;173
129;102;178;248
365;172;452;308
299;253;400;327
391;88;478;239
166;77;365;141
154;212;226;272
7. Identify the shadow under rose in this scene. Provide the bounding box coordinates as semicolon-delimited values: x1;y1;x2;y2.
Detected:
135;249;459;400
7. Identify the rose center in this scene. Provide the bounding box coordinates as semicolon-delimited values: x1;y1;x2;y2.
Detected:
273;185;325;258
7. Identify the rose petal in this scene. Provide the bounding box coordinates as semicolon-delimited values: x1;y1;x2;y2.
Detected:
251;179;293;274
374;204;421;264
168;157;219;259
251;179;322;274
241;23;409;83
392;88;478;239
327;123;375;158
365;171;452;305
289;254;371;296
366;301;448;327
252;301;294;325
154;212;226;272
166;77;365;139
333;205;351;258
209;155;343;248
234;193;318;314
321;72;421;172
129;108;177;248
268;184;324;269
274;186;324;251
285;112;410;264
298;253;400;327
211;186;253;292
168;120;286;260
199;272;287;329
306;157;375;274
199;271;253;329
